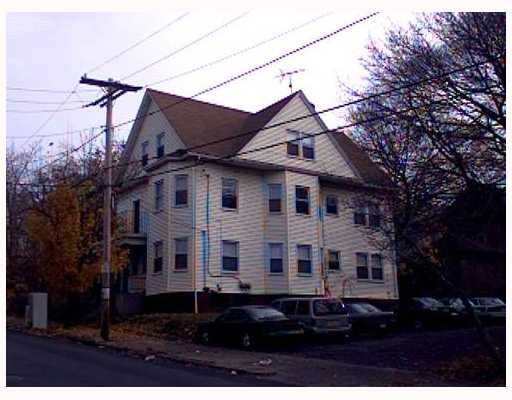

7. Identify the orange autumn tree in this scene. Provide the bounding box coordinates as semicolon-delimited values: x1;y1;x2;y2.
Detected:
26;181;127;305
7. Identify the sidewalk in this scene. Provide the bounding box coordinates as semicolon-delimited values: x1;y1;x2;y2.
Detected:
6;317;446;386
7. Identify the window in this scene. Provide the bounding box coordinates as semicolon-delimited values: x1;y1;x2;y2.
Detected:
174;238;188;270
156;132;165;158
295;186;310;215
153;241;163;273
269;243;283;273
302;135;315;160
371;254;384;280
286;130;315;160
328;250;341;271
154;180;163;211
368;203;381;228
222;178;238;209
354;206;367;225
141;141;149;166
356;253;369;279
287;131;300;156
268;183;282;212
297;300;311;315
175;175;188;206
222;241;239;272
326;195;338;215
297;245;312;274
282;300;297;315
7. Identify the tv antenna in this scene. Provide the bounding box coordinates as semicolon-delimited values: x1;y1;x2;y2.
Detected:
275;68;305;93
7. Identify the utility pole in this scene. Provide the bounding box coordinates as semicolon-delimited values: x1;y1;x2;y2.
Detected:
79;76;141;340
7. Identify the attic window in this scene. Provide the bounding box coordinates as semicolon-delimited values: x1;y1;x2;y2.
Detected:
156;132;165;158
286;130;315;160
141;141;149;166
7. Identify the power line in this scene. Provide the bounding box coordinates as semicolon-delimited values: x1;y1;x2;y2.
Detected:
9;13;379;142
111;60;489;171
120;12;250;81
6;87;97;93
146;12;332;87
7;99;88;104
113;12;381;131
117;96;449;186
86;12;190;75
7;106;85;113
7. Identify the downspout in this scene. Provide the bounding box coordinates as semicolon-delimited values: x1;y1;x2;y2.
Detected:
192;166;198;314
204;171;210;290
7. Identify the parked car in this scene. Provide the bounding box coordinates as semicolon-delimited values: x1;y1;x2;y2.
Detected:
396;297;463;329
345;302;396;336
194;305;304;349
470;297;506;323
271;297;351;338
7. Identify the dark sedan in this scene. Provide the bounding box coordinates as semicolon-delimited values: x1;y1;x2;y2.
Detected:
396;297;463;329
195;306;304;349
345;303;396;336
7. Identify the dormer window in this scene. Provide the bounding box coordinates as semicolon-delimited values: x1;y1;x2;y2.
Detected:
286;130;315;160
156;132;165;158
141;141;149;166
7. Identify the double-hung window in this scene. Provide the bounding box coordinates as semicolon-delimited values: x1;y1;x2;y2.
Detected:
174;238;188;270
326;195;338;215
141;141;149;166
222;178;238;210
268;183;282;213
371;254;384;280
287;131;300;157
302;135;315;160
175;175;188;206
297;245;312;274
153;241;163;273
154;180;164;211
295;186;310;215
156;132;165;158
356;253;369;279
222;241;239;272
354;205;367;225
269;243;283;273
368;203;382;228
328;250;341;271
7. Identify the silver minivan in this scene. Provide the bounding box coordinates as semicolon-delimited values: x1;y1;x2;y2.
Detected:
271;297;351;336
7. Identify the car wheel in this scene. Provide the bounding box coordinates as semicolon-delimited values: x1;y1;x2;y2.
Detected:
241;332;253;349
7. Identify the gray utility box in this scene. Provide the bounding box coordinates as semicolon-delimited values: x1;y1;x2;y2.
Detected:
28;292;48;329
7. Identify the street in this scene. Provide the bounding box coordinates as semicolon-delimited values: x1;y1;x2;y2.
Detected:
6;331;281;387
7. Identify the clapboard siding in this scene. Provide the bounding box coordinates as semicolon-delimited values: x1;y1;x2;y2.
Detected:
320;187;398;300
238;94;357;178
285;171;323;295
123;98;185;181
193;164;266;294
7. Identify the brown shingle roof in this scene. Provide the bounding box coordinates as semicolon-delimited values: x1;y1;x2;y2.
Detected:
330;130;391;186
143;89;389;187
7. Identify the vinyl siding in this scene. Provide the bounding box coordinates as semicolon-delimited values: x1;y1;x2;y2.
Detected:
238;94;358;178
320;187;398;300
123;98;185;182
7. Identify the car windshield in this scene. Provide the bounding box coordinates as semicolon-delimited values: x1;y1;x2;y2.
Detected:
247;307;287;320
359;303;382;313
417;297;443;308
476;298;505;306
313;299;347;316
346;304;370;314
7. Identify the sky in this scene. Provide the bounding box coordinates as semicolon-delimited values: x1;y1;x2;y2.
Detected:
5;10;419;156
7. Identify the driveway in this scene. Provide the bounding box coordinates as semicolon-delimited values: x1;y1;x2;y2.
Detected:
279;325;506;372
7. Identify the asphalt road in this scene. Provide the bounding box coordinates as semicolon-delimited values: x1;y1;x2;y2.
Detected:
6;331;281;387
280;325;506;372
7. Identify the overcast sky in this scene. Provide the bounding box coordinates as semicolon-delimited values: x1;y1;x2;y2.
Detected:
6;11;418;155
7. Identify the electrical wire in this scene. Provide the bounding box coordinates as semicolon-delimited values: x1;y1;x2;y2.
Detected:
120;12;250;81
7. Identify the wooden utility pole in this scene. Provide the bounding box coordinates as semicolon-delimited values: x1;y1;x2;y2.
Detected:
79;76;141;340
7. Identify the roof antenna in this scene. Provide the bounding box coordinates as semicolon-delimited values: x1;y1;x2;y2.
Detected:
275;68;305;94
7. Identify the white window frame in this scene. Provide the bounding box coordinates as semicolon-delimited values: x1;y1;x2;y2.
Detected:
268;183;282;213
174;175;188;207
174;238;188;271
370;253;384;281
356;252;369;280
297;244;312;275
222;240;239;273
221;178;238;210
268;243;284;274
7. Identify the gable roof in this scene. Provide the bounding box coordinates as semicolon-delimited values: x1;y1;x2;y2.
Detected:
120;88;389;187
